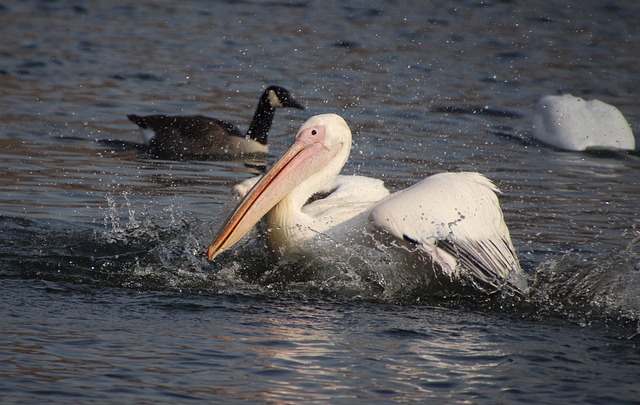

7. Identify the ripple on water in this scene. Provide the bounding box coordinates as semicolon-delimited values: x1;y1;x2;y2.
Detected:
2;0;640;402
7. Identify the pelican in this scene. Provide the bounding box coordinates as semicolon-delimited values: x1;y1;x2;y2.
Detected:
207;114;526;295
532;94;635;151
127;85;304;159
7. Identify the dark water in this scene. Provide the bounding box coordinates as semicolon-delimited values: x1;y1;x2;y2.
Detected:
2;0;640;403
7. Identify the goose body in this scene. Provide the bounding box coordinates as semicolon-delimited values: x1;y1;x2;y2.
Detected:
128;85;304;159
208;114;526;295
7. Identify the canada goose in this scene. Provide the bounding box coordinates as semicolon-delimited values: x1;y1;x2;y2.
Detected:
127;85;304;159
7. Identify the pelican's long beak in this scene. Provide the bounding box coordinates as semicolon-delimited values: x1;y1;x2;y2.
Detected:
207;125;341;260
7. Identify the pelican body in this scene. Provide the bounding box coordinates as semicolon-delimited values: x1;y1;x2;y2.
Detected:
532;94;635;151
208;114;526;295
128;85;304;159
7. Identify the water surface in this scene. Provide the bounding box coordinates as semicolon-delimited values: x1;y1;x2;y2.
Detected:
1;1;640;403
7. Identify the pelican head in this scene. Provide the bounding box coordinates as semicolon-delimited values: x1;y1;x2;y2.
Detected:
207;114;352;260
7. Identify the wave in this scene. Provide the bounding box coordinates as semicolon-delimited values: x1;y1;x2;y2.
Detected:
527;238;640;328
2;197;639;332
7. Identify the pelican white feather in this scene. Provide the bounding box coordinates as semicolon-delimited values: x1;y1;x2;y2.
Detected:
369;172;522;292
208;114;526;295
532;94;635;151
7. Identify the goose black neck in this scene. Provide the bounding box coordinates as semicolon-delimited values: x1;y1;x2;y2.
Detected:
245;94;276;145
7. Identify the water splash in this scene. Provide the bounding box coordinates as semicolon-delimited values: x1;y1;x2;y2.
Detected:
101;192;147;244
92;192;274;295
6;191;639;331
527;233;640;329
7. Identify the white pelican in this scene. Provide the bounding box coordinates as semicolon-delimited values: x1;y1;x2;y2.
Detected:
128;85;304;159
208;114;527;295
532;94;635;151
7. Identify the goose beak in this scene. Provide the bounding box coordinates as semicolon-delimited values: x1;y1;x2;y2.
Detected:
284;97;305;110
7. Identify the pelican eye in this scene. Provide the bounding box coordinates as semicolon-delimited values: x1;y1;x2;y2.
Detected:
311;130;318;135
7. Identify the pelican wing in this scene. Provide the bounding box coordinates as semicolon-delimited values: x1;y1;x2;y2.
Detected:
233;175;389;205
369;172;524;294
302;175;390;219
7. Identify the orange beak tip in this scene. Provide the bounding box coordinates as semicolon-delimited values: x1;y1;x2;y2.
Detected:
206;246;217;261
